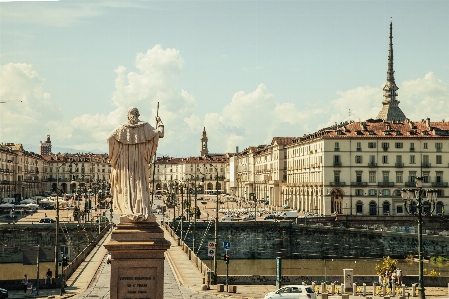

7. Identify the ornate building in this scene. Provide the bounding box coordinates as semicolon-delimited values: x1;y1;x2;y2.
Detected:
200;127;209;156
39;135;52;156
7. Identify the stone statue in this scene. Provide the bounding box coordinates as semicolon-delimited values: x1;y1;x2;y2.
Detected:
107;107;164;222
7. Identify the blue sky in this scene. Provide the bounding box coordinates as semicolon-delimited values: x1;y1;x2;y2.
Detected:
1;1;448;157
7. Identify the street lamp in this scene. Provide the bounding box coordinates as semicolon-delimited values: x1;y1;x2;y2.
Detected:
401;177;438;299
55;163;66;285
207;163;220;283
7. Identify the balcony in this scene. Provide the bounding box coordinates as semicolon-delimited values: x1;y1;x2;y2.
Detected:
351;182;368;186
356;148;362;152
368;162;377;168
333;161;342;167
405;182;416;187
410;148;415;152
378;182;394;187
422;163;431;168
330;182;346;186
395;163;404;168
334;148;340;152
432;182;448;187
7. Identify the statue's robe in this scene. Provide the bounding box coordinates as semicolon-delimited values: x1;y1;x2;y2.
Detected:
107;121;162;221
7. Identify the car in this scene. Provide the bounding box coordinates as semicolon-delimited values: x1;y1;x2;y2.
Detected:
264;214;276;220
221;215;234;221
43;205;56;210
0;287;8;299
39;217;56;223
242;214;255;221
106;252;111;264
174;216;186;221
264;285;316;299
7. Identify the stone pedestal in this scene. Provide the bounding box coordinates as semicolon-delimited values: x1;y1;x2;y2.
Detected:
104;219;171;299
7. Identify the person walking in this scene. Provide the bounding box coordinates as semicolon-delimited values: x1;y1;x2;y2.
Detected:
45;268;52;285
23;274;29;293
396;267;402;285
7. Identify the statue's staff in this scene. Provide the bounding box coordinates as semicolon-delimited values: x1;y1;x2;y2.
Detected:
151;102;160;213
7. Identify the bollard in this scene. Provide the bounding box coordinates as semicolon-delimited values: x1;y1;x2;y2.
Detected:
341;283;344;295
353;283;357;296
321;282;326;294
412;283;417;297
216;284;224;292
228;285;237;293
363;283;366;296
401;284;406;297
331;283;335;295
391;278;396;297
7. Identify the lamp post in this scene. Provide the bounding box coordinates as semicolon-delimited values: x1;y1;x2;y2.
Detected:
208;163;219;282
55;162;66;285
401;177;438;299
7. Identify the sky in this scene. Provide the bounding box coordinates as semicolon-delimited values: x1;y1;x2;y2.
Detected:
1;1;448;157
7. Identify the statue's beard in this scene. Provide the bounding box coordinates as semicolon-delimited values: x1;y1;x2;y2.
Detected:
128;115;139;124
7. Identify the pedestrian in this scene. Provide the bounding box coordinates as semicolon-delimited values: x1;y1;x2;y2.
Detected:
23;274;28;293
45;268;52;285
396;267;402;285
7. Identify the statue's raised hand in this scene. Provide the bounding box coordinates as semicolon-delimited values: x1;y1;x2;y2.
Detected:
156;116;163;126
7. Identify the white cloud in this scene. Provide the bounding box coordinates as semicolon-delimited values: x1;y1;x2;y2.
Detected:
0;63;61;143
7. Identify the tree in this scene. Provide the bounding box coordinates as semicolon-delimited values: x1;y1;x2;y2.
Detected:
375;256;398;275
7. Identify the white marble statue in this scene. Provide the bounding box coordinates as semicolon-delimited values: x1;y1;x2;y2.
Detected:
107;107;164;221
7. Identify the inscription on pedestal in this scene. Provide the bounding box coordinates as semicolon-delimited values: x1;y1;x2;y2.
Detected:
118;267;157;299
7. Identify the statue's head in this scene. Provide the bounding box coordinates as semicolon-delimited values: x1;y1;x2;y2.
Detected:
127;107;140;125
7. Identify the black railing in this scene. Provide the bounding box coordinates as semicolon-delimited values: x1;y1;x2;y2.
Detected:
330;182;346;186
378;182;394;187
432;182;448;187
368;162;377;167
333;161;342;167
351;182;368;186
395;163;404;168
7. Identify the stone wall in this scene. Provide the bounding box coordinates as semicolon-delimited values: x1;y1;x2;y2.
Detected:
171;221;449;259
0;223;106;263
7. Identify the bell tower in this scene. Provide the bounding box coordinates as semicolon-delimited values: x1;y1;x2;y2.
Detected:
200;127;209;156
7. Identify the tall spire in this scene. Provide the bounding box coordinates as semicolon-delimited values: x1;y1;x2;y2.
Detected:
376;21;406;122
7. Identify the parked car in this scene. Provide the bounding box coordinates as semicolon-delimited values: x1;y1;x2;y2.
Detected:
263;214;276;220
242;214;255;221
39;217;56;223
0;287;8;299
264;285;316;299
221;215;234;221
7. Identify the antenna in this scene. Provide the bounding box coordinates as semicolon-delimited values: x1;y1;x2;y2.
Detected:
348;109;351;121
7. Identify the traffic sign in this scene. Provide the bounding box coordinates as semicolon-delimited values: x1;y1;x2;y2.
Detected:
208;241;216;249
223;241;231;250
208;249;215;257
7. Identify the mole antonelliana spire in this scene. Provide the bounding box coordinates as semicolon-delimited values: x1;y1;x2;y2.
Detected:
376;22;407;122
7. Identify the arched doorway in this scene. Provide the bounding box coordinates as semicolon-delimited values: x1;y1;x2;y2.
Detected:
369;201;377;215
382;200;390;215
356;200;363;215
330;189;343;214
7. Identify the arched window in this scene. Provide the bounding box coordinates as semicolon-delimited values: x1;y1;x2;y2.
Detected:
356;200;363;214
382;200;390;215
369;201;377;215
436;201;444;215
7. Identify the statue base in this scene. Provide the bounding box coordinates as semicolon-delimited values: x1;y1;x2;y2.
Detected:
104;220;171;299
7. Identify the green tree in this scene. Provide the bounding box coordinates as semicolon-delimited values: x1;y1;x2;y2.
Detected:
375;256;398;275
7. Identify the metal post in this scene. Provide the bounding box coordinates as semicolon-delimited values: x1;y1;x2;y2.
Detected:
181;185;184;241
213;166;219;283
193;172;197;252
417;189;425;299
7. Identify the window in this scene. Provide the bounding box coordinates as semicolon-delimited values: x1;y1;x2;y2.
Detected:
369;172;376;183
396;155;402;166
382;142;389;151
356;142;362;151
410;155;415;164
334;171;340;183
423;172;430;183
334;142;340;151
355;156;362;164
409;171;416;183
368;189;377;196
355;189;363;196
356;201;363;214
382;155;388;164
383;172;390;182
368;142;376;148
382;201;391;215
356;172;363;183
396;172;403;183
410;142;415;151
333;155;341;166
424;142;428;149
397;206;403;214
436;155;442;164
436;142;443;151
382;189;390;196
395;142;403;149
436;172;443;183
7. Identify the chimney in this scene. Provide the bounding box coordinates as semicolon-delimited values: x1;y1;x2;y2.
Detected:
236;146;239;153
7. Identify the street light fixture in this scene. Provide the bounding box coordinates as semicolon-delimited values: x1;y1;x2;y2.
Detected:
207;163;220;283
401;177;438;299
